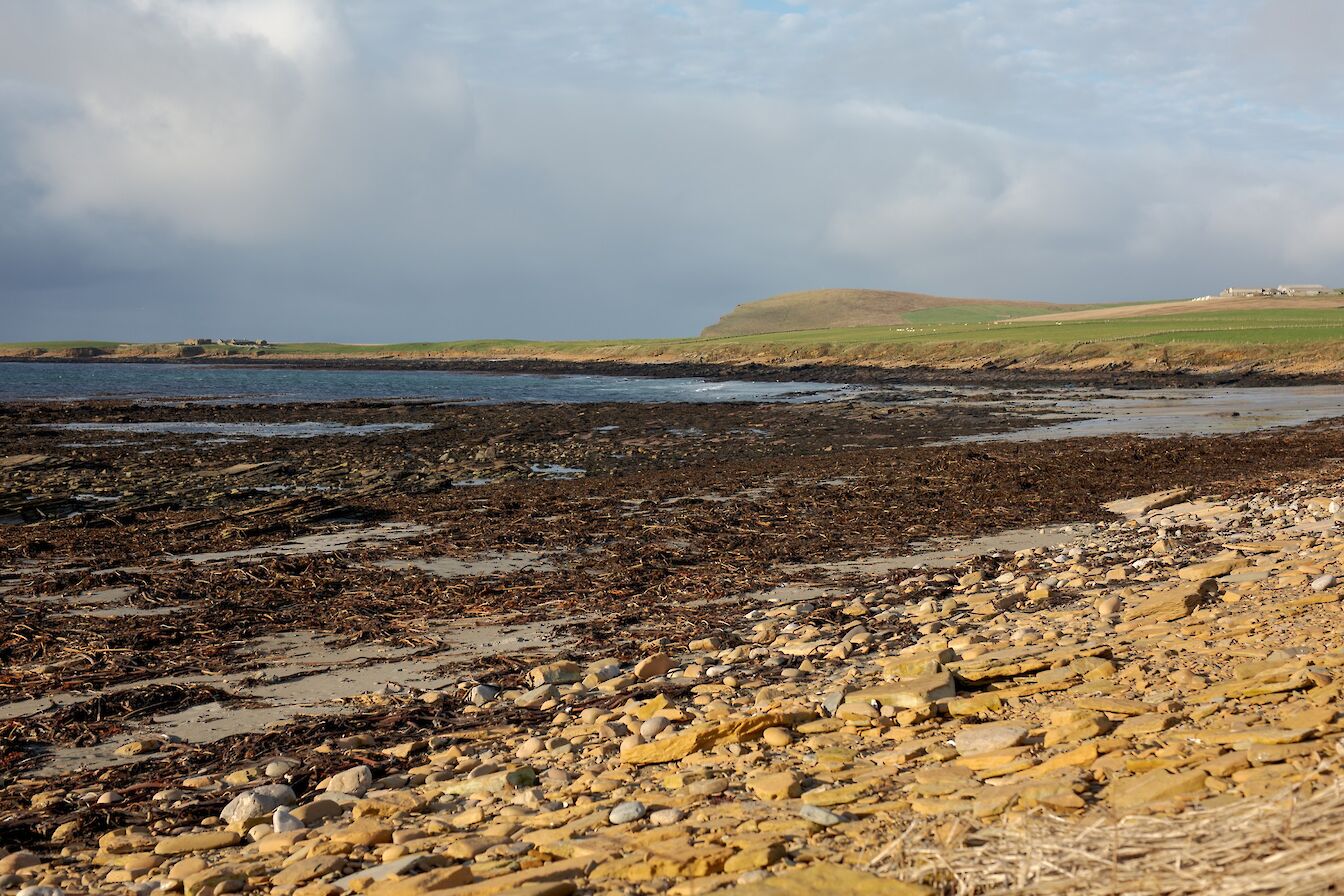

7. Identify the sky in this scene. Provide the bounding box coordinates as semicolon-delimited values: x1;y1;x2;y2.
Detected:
2;1;1343;342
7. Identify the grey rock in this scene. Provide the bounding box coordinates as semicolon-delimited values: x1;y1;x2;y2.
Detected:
822;688;848;717
800;805;842;826
608;800;647;825
514;683;558;709
467;684;501;706
220;783;296;825
325;765;374;797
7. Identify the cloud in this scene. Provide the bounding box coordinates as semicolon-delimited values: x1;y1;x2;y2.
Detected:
1;1;1343;341
5;0;473;243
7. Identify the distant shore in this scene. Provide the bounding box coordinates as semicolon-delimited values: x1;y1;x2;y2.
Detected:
2;352;1341;389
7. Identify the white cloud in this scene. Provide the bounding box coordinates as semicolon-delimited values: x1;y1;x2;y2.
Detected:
1;0;1343;340
7;0;472;243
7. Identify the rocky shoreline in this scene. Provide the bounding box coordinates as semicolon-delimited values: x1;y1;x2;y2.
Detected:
4;354;1341;390
6;399;1344;894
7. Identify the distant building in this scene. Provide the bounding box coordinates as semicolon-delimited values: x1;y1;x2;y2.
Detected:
222;339;269;346
182;338;215;345
1221;285;1334;298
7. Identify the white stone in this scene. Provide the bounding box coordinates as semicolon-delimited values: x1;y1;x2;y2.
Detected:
325;765;374;797
272;807;305;832
220;783;296;825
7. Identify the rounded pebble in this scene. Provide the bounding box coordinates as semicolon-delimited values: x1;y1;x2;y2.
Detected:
800;805;842;826
639;716;671;739
608;800;647;825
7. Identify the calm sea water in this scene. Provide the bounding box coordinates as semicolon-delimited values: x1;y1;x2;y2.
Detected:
0;361;855;404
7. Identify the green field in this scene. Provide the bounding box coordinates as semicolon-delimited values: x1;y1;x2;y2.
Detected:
692;308;1344;347
0;340;125;350
6;307;1344;370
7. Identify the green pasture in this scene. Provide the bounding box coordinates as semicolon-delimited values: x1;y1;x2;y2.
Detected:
8;306;1344;362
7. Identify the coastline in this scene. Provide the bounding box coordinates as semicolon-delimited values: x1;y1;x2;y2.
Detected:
4;352;1341;389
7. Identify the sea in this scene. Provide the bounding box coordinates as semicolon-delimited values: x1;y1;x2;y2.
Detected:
0;361;856;404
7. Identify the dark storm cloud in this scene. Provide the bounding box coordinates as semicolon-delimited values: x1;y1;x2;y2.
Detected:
1;1;1343;341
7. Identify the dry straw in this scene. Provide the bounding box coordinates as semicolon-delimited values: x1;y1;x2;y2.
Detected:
868;782;1344;895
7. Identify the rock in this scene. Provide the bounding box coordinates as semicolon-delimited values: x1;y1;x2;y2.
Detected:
114;738;163;757
326;765;374;797
98;828;157;855
1121;581;1213;625
762;726;794;747
467;684;501;706
333;818;394;846
431;766;537;797
292;799;343;824
154;830;241;856
634;652;673;680
848;671;956;709
1177;556;1248;580
264;759;299;778
609;800;647;825
272;855;345;888
954;721;1029;756
725;842;787;874
264;806;301;833
363;864;474;896
640;716;671;739
800;805;842;826
49;821;79;843
880;649;955;680
648;808;684;826
529;661;582;687
1312;574;1336;592
515;683;559;709
1104;488;1192;518
687;777;731;796
747;771;802;801
1110;769;1208;813
219;783;296;825
1044;709;1113;746
246;822;274;842
620;710;817;766
711;862;933;895
0;852;40;874
168;856;209;880
329;854;453;892
587;658;623;681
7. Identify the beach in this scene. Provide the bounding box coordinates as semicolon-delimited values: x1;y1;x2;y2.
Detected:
6;370;1344;892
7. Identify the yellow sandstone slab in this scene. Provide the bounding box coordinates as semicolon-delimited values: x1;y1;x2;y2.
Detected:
1190;727;1314;747
709;863;933;895
622;711;817;765
1110;769;1208;813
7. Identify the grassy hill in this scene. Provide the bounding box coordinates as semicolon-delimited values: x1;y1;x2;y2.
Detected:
7;291;1344;376
700;288;1114;337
